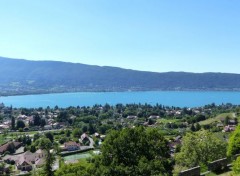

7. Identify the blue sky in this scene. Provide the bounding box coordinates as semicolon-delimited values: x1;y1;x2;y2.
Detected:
0;0;240;73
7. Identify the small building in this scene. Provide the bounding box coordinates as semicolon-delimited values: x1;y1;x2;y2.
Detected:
127;116;137;119
0;124;10;131
53;122;60;129
229;119;237;125
4;149;47;171
81;133;89;141
16;159;32;171
217;123;224;128
0;141;22;154
44;125;52;130
149;115;160;119
94;133;100;138
35;149;47;158
224;125;236;132
81;133;90;145
35;158;45;168
64;141;80;151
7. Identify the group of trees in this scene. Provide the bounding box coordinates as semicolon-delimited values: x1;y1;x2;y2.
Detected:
174;125;240;175
228;126;240;174
54;125;240;175
55;127;172;176
175;131;227;169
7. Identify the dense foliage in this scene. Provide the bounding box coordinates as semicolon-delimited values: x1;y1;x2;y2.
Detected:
88;127;172;176
227;126;240;156
175;131;227;168
54;161;91;176
233;156;240;174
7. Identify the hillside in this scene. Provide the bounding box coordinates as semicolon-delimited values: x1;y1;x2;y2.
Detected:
1;57;240;96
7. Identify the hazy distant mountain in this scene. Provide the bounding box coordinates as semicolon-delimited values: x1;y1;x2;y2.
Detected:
1;56;240;96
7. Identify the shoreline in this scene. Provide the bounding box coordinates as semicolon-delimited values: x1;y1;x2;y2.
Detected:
1;89;240;98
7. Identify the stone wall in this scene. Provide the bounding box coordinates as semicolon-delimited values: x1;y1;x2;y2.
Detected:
208;158;228;172
179;166;200;176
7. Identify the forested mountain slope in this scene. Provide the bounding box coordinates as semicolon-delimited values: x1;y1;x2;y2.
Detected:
1;57;240;95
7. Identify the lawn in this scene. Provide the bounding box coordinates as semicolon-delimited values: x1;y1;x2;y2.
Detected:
157;118;180;124
199;113;235;126
0;134;9;145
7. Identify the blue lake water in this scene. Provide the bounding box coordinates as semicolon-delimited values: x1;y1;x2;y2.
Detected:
0;91;240;108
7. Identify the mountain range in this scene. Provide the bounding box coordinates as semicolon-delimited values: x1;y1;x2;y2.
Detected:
1;56;240;96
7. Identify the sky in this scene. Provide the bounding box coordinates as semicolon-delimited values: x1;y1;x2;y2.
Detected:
0;0;240;73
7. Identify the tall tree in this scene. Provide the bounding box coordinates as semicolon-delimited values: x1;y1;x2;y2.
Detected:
175;131;227;168
45;132;54;143
33;113;41;126
36;138;55;176
11;116;15;130
16;120;25;129
233;156;240;174
89;127;172;176
227;125;240;156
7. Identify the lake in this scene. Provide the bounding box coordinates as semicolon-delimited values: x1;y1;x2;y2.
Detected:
0;91;240;108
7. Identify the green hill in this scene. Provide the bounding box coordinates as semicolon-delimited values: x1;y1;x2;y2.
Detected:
1;56;240;95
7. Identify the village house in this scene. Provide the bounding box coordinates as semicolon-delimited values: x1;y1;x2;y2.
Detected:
229;119;237;125
169;136;182;156
17;115;28;121
223;125;236;132
4;149;46;171
0;141;22;154
16;158;32;171
216;123;224;128
64;141;80;151
80;133;90;145
43;125;52;130
53;122;60;129
175;111;182;116
0;124;10;131
127;115;137;119
94;132;100;138
148;115;160;119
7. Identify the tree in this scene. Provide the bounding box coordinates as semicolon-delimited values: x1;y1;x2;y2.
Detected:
65;129;71;137
45;132;54;143
11;116;15;130
57;111;69;122
40;119;46;127
33;133;41;142
190;124;196;132
195;123;201;131
89;127;172;176
175;131;227;168
227;125;240;156
88;122;96;134
82;126;88;133
72;128;82;138
54;160;90;176
36;138;55;176
6;142;16;154
233;156;240;174
224;116;230;125
33;113;41;126
16;120;25;129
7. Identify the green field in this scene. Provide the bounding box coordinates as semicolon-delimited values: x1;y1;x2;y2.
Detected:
157;118;180;124
199;113;235;126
